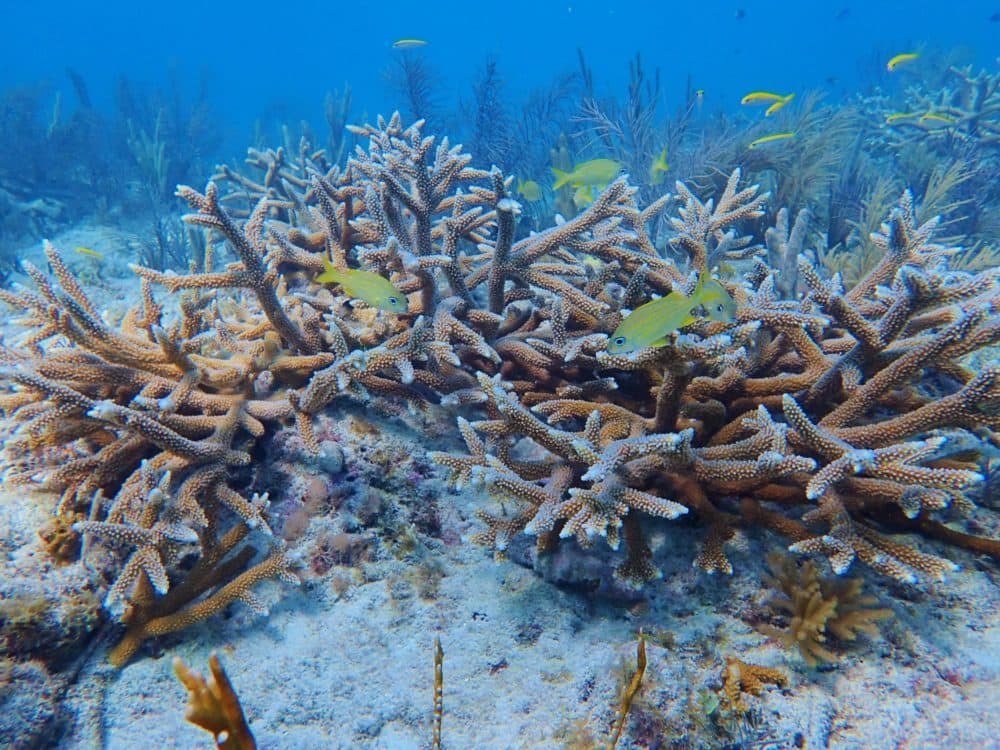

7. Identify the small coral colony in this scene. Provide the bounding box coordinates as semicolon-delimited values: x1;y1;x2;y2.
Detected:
1;38;998;737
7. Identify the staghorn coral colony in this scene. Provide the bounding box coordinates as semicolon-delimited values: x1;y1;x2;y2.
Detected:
0;104;998;744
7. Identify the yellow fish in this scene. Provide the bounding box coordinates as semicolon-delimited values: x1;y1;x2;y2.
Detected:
748;132;796;149
885;112;920;124
516;178;542;202
764;94;795;117
606;273;736;355
552;158;621;190
887;52;918;72
693;89;705;113
649;148;669;185
74;246;104;260
918;112;956;125
697;278;738;321
741;91;792;106
393;38;428;48
572;184;595;210
315;258;408;313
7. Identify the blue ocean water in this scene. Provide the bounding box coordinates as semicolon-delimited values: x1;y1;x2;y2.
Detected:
4;1;998;153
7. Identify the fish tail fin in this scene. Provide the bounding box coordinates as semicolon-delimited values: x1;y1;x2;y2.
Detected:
783;93;795;103
551;167;571;189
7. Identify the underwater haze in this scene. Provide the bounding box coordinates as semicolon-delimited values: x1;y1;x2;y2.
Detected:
4;1;1000;143
1;1;1000;749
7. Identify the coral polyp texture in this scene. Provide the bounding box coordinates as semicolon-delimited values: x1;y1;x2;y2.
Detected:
1;113;998;669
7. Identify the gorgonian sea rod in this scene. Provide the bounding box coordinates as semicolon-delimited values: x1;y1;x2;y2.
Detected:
0;114;997;665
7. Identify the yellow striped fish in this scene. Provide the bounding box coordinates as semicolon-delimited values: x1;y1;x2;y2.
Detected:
606;274;736;354
887;52;918;72
748;132;796;149
316;258;408;313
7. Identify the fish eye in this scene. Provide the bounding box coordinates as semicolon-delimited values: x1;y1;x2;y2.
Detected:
717;303;725;313
613;336;627;347
388;296;399;305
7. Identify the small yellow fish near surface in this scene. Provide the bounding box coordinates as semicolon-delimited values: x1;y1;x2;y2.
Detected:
315;258;408;313
885;112;920;124
606;273;737;355
552;158;621;190
748;131;796;149
649;148;669;185
741;91;792;106
764;93;795;117
886;52;918;72
393;38;428;49
516;177;542;202
74;246;104;260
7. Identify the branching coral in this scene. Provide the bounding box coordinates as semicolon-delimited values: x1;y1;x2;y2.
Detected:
0;241;297;664
174;653;257;750
758;551;892;666
720;657;788;713
432;173;999;585
1;112;997;671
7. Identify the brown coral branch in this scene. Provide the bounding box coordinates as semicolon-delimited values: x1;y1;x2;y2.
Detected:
174;653;257;750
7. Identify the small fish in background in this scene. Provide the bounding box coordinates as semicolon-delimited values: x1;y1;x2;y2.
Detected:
835;7;851;20
572;184;595;210
735;8;746;20
764;94;795;117
606;273;737;354
551;158;622;190
695;89;705;112
516;177;542;202
315;258;408;313
649;148;669;185
887;52;919;72
990;11;1000;22
918;112;957;125
74;246;104;260
392;38;428;49
748;132;796;149
741;91;792;106
885;112;920;124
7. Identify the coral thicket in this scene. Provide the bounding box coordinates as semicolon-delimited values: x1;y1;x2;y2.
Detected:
0;111;997;669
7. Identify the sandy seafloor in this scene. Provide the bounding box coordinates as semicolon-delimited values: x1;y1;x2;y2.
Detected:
1;223;999;750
